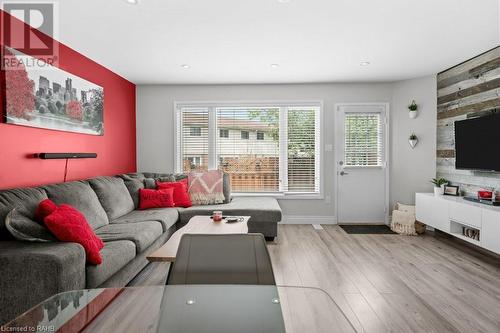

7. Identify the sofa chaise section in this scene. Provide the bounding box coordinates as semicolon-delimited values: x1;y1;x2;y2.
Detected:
177;196;282;239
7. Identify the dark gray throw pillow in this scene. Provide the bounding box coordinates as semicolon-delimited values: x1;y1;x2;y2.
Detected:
88;177;135;220
222;172;231;204
5;209;56;242
0;187;48;240
118;174;145;209
143;178;157;189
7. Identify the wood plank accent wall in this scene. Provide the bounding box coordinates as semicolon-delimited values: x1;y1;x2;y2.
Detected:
436;46;500;195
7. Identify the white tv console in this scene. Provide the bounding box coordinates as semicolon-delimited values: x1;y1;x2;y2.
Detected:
416;193;500;255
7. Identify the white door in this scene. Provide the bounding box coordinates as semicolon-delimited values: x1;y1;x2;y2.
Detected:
335;104;389;224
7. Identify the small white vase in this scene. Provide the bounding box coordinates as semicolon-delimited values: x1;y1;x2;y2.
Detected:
409;139;418;148
434;186;444;196
409;110;418;119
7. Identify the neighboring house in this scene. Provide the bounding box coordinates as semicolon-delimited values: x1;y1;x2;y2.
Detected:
183;116;279;169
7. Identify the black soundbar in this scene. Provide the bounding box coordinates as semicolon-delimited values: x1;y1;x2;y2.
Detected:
37;153;97;159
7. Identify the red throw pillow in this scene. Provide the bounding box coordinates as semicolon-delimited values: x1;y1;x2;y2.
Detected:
139;188;175;210
156;179;192;208
44;204;104;265
35;199;58;223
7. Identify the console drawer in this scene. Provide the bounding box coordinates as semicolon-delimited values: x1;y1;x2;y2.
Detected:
449;201;481;228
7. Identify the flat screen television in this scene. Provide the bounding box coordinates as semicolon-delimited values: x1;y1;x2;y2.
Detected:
454;113;500;172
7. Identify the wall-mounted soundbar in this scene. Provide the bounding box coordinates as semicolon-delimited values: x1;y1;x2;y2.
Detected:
37;153;97;159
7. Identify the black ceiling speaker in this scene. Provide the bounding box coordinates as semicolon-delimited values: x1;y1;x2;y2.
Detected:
37;153;97;159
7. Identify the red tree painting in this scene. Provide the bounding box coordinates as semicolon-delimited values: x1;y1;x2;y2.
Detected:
2;47;36;120
66;100;83;121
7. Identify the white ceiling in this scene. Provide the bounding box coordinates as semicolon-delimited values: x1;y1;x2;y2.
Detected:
53;0;500;84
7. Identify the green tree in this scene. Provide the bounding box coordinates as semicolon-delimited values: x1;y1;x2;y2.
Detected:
248;108;316;157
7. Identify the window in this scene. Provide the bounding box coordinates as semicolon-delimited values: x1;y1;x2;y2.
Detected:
287;108;319;192
190;127;201;137
178;109;209;171
344;113;382;166
186;156;202;169
217;107;280;193
220;129;229;138
176;103;321;195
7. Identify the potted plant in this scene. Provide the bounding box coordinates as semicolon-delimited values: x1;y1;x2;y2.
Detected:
431;177;448;196
408;100;418;119
409;133;418;148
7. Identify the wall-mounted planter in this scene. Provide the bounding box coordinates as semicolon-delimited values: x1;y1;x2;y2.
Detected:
409;133;418;148
409;138;418;148
408;100;418;119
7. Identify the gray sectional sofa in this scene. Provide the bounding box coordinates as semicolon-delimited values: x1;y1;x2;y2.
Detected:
0;172;281;324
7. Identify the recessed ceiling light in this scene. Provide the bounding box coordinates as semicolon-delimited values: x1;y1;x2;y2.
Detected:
125;0;139;4
270;64;279;68
360;61;370;66
181;64;191;69
277;0;291;3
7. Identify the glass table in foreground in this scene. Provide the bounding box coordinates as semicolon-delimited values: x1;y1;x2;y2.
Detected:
3;285;356;333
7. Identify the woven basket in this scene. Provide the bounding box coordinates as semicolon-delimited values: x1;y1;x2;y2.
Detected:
415;221;426;234
392;202;426;235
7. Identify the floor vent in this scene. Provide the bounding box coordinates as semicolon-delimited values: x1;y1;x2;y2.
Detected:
312;224;324;230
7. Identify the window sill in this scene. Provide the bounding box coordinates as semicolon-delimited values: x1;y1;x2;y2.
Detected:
232;192;323;200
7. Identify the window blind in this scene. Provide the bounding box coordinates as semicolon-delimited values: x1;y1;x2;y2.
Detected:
216;107;280;193
176;103;321;195
344;113;383;166
285;108;320;193
178;108;209;171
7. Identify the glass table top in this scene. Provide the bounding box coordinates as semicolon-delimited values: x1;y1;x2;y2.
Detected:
3;285;356;333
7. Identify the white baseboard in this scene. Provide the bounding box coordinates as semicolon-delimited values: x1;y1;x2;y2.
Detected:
281;215;337;225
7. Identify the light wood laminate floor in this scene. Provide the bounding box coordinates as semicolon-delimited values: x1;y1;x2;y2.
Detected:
131;224;500;333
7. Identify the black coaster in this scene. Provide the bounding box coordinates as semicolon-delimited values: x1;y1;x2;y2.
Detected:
339;224;396;234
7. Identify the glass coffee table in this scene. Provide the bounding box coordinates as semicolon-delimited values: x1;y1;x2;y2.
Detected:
3;285;356;332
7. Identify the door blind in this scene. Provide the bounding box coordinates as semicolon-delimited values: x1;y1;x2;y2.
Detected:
344;113;383;167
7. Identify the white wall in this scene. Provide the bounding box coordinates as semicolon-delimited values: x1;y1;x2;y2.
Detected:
136;79;437;220
390;75;437;207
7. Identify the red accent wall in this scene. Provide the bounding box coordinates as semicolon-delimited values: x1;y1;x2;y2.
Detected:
0;11;136;189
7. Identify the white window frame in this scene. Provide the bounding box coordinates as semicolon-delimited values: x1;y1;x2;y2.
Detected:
174;100;323;199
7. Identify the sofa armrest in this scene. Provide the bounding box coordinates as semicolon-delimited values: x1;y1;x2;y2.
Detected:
0;241;86;325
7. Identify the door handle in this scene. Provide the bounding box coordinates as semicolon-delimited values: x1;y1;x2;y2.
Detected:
339;171;349;176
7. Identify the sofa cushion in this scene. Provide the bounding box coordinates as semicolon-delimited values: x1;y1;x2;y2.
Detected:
95;221;163;253
43;181;109;229
88;177;135;220
5;209;56;242
0;187;48;240
177;197;282;224
86;240;136;288
111;208;179;232
117;174;145;209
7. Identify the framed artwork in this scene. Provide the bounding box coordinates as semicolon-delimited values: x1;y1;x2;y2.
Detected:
444;185;460;196
2;47;104;135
